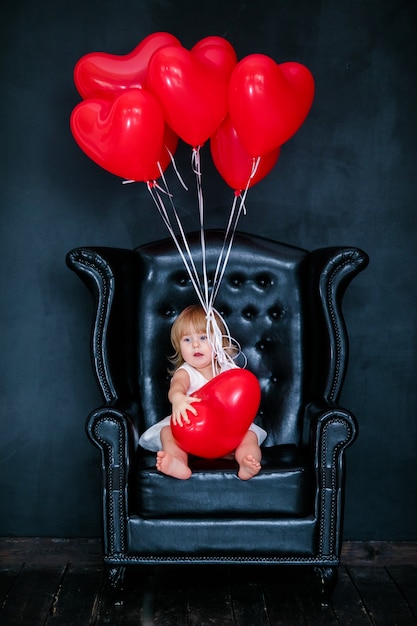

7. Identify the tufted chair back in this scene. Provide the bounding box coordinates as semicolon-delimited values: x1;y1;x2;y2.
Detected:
135;230;309;447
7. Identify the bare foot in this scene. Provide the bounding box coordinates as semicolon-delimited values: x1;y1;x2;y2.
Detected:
238;454;261;480
156;450;192;480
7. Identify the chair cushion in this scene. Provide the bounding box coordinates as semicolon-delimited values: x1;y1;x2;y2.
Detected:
133;445;314;518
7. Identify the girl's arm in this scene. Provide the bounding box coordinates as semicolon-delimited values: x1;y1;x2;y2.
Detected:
169;368;201;426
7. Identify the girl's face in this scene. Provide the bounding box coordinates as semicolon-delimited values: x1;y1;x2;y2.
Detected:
179;325;213;372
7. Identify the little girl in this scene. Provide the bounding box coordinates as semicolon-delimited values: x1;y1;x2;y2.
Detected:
139;305;267;480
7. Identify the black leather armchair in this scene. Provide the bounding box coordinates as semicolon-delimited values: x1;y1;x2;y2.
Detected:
66;230;368;600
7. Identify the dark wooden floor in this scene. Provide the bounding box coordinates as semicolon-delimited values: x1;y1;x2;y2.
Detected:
1;539;416;625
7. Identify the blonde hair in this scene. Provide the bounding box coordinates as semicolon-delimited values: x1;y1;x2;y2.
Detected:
169;305;228;371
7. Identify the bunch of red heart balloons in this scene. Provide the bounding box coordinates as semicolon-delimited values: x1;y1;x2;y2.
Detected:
70;31;315;192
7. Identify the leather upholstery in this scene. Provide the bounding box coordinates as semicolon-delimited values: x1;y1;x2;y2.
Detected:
66;230;368;594
137;445;313;517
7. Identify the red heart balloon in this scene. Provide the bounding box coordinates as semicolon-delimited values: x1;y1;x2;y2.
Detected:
74;32;182;100
148;42;237;147
70;89;165;181
229;54;315;156
146;124;179;181
191;36;237;78
211;115;280;192
170;369;261;459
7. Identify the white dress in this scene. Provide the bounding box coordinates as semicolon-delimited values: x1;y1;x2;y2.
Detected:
138;361;267;452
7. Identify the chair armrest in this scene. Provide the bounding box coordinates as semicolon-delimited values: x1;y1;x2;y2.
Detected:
305;401;358;557
87;403;139;460
86;403;139;555
305;400;358;470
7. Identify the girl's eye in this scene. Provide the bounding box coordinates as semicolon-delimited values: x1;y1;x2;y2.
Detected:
182;337;191;343
200;335;207;341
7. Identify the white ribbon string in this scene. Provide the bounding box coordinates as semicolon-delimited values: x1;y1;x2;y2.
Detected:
157;163;202;293
143;150;262;374
166;147;189;191
209;157;261;308
205;307;247;375
208;193;242;309
146;182;207;310
192;147;210;310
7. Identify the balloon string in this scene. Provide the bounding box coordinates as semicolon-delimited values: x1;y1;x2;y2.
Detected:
204;159;262;371
209;194;239;307
190;147;247;372
145;150;260;374
192;146;209;310
208;157;261;309
157;163;202;291
166;147;188;191
205;307;246;374
209;195;243;308
146;182;207;310
148;179;173;197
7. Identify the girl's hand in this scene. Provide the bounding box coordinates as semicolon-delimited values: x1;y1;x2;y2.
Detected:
171;394;201;427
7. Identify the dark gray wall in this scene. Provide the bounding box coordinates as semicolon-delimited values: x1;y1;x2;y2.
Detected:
1;0;416;540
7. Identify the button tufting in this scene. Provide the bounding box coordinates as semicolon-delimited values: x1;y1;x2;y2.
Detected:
256;273;274;288
172;271;192;287
229;273;245;288
218;305;231;318
269;306;284;320
243;306;258;319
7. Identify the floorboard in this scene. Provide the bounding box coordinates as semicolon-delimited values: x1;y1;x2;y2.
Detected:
348;566;417;625
45;565;103;625
1;540;416;625
229;577;269;626
1;565;65;626
330;567;371;625
387;565;417;618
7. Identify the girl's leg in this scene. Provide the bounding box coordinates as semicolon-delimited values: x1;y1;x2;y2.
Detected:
156;426;192;479
234;430;262;480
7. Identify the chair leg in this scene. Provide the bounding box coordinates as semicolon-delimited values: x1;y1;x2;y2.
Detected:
314;565;338;606
107;565;126;606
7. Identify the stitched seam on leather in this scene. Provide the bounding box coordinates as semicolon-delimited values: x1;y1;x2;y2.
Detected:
319;418;351;558
93;416;127;556
76;256;114;402
326;257;353;401
104;555;339;565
